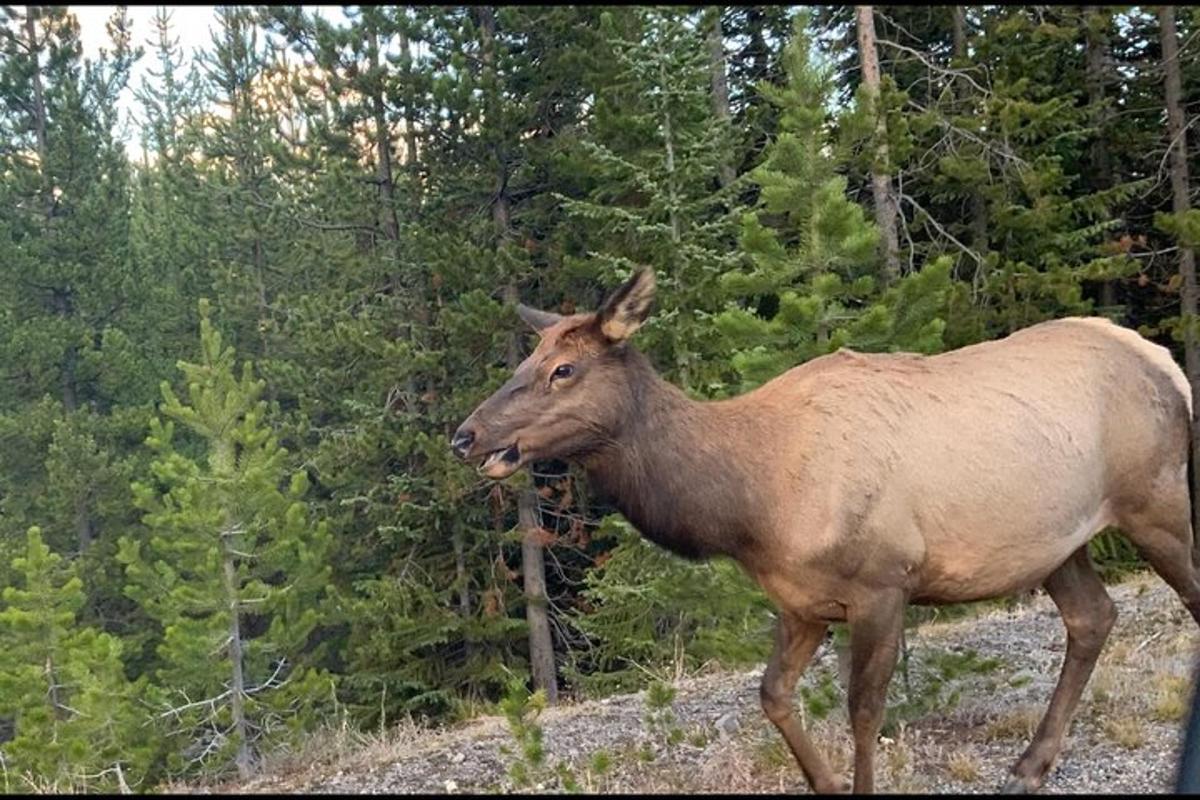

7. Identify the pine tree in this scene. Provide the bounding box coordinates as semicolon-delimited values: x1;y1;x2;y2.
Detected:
0;5;149;558
715;13;952;391
564;517;773;695
0;527;151;792
118;300;333;779
558;6;744;395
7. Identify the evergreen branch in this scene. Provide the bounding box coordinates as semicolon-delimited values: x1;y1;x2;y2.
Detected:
72;763;134;795
898;190;984;268
241;189;380;234
903;98;1029;169
155;688;233;722
1145;114;1200;200
876;37;991;98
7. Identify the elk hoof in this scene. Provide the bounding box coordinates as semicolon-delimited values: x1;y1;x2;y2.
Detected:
814;776;851;794
1000;777;1036;794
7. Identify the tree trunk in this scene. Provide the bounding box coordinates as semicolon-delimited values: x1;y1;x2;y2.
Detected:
519;490;558;703
708;7;735;189
25;10;49;178
369;25;400;246
501;286;559;704
453;529;471;625
25;4;54;233
366;17;424;420
952;6;988;259
656;32;691;388
1160;5;1200;539
855;5;900;284
1085;6;1117;308
220;530;252;779
398;19;422;205
482;6;558;705
950;5;966;59
45;654;66;721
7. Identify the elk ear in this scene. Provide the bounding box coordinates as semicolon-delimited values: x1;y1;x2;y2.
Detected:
516;303;563;334
597;268;656;342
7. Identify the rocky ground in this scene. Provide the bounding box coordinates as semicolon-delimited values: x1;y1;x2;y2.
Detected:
180;572;1199;795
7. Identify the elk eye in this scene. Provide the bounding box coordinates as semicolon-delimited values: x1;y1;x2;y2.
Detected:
551;364;575;381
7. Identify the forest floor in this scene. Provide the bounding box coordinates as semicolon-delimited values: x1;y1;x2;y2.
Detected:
178;571;1198;795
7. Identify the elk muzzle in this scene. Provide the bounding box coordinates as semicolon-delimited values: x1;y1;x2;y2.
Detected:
450;426;475;459
450;421;523;479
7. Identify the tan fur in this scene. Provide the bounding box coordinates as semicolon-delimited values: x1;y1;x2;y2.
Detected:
454;272;1200;794
716;316;1190;612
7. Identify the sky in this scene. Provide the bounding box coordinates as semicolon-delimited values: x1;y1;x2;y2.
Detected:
68;5;346;157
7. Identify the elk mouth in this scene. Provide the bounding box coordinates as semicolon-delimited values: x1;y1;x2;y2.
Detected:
479;443;522;479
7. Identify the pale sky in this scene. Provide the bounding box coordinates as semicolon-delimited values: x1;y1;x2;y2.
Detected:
68;5;346;157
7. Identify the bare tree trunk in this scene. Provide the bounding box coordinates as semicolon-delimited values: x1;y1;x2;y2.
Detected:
24;2;55;257
519;488;557;703
366;18;425;423
655;33;692;388
45;654;66;721
951;6;988;259
855;5;900;284
657;54;682;246
369;26;400;246
950;5;966;58
220;529;252;779
398;19;422;206
452;529;471;622
1160;5;1200;539
482;6;558;705
1085;6;1117;308
25;10;48;176
708;7;735;189
501;287;559;704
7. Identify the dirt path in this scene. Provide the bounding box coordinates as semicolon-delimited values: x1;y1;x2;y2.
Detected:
188;572;1199;795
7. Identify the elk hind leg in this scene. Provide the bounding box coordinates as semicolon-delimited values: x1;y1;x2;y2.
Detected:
1002;546;1116;793
760;615;844;793
1118;472;1200;625
846;589;905;794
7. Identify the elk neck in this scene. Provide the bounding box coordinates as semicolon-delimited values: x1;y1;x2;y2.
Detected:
581;347;770;563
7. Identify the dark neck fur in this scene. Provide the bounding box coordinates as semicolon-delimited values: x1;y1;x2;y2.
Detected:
582;349;764;563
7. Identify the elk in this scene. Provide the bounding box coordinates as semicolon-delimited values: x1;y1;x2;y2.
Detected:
451;267;1200;793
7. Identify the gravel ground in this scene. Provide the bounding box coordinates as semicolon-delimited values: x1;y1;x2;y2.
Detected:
187;572;1199;795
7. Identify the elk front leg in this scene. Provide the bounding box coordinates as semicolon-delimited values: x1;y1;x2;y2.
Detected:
847;589;906;794
760;615;844;793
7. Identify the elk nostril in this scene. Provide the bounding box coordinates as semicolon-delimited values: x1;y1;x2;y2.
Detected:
450;427;475;458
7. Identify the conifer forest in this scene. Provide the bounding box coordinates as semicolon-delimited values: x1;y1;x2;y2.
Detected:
1;4;1199;791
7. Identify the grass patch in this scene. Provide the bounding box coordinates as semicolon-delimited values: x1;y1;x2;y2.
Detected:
883;647;1001;735
799;670;842;721
880;728;921;791
1089;666;1121;713
986;706;1041;741
1150;674;1191;722
1101;716;1145;749
1102;640;1133;666
945;749;982;783
749;733;794;773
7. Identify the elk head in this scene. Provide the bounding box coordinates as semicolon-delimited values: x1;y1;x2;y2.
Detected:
450;268;657;479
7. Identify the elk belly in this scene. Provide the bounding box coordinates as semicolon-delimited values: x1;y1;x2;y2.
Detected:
915;500;1115;603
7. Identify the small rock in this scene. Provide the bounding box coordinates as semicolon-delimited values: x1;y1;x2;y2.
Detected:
451;752;465;764
444;779;458;793
715;711;740;739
